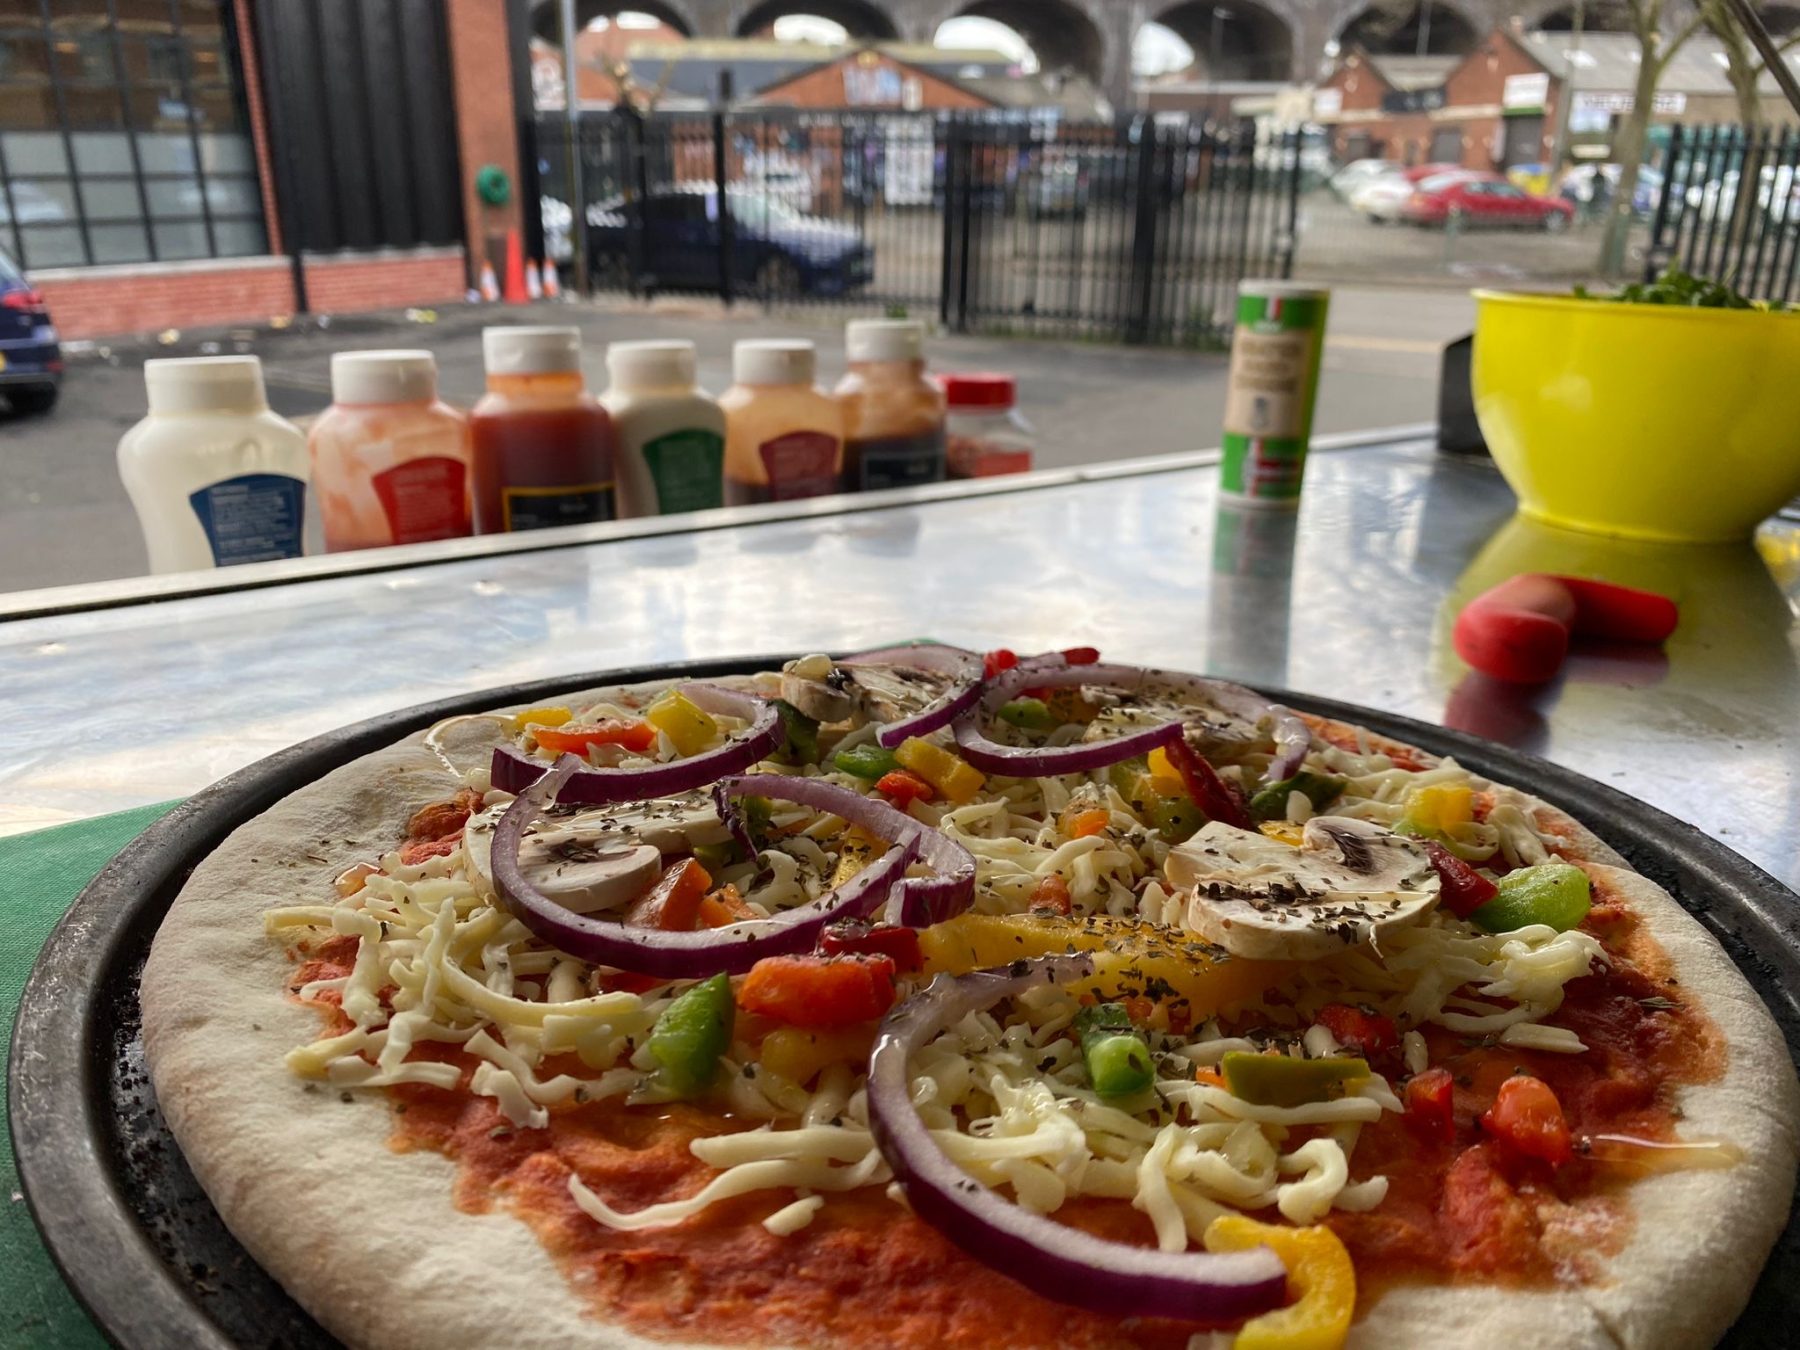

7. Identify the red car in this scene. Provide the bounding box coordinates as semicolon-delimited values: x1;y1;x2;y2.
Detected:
1403;172;1575;231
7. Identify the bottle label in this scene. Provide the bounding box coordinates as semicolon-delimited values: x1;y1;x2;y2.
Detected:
501;481;616;532
187;473;306;567
641;428;724;514
755;431;840;502
371;456;470;544
848;428;946;492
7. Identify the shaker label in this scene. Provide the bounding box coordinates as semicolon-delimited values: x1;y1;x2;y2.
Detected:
642;429;724;515
850;428;946;492
371;456;469;544
187;473;306;567
756;431;840;502
501;482;616;532
1222;328;1310;440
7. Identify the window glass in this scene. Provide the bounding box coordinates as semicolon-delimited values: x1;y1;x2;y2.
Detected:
210;214;264;255
1;177;75;221
70;129;130;172
18;219;84;265
134;130;196;174
77;176;139;219
2;130;68;173
87;218;149;262
151;216;207;258
200;172;256;213
0;31;49;83
187;82;240;132
144;175;200;217
195;130;250;173
0;85;56;128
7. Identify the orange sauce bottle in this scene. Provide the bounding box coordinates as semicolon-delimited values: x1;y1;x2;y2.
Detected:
718;340;843;505
469;326;616;533
834;319;946;491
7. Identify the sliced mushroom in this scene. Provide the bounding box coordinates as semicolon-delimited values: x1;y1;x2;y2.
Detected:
779;653;952;727
513;837;662;915
1167;816;1440;962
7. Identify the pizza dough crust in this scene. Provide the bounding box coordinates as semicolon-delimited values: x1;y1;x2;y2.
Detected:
141;692;1799;1350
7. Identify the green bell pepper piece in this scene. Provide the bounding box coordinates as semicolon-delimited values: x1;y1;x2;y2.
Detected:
1248;772;1346;823
647;973;736;1099
1468;863;1591;934
1221;1051;1370;1107
691;840;740;873
1107;756;1205;842
771;699;820;764
998;697;1057;731
832;743;900;780
1074;1002;1155;1101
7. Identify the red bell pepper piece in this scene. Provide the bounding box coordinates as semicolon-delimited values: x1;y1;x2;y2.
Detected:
624;858;713;930
534;719;659;756
1481;1074;1573;1167
1453;573;1678;685
738;953;899;1027
1316;1003;1398;1056
1060;646;1100;665
1425;841;1499;918
820;919;923;972
1404;1066;1455;1144
875;769;934;809
982;648;1020;680
1028;872;1073;915
1162;735;1253;831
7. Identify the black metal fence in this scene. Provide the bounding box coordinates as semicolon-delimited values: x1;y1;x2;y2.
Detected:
532;110;1299;348
1646;122;1800;303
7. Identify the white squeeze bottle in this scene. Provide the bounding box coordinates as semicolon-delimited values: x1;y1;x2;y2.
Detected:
118;356;309;573
600;340;725;516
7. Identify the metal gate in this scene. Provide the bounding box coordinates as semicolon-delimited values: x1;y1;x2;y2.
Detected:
532;111;1299;348
1645;122;1800;303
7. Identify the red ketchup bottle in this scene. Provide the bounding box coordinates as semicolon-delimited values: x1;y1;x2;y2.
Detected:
470;326;617;533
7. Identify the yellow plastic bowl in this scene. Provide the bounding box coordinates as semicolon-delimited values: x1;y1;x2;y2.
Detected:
1472;290;1800;543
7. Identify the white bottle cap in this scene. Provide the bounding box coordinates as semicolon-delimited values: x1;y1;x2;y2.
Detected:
607;339;696;391
845;318;924;363
483;325;583;376
143;355;269;416
733;339;815;386
331;349;438;405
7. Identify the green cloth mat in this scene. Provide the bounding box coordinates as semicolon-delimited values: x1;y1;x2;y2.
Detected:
2;801;181;1350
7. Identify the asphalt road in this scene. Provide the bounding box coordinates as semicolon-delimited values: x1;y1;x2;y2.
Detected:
0;284;1475;594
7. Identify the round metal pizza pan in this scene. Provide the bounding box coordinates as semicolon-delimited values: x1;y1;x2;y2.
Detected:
9;654;1800;1350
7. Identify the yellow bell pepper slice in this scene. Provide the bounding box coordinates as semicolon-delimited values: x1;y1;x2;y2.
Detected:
1258;821;1305;847
645;689;719;757
506;705;573;735
759;1022;878;1086
1144;746;1188;797
917;912;1291;1016
828;826;882;888
894;736;986;803
1396;784;1472;840
1203;1215;1355;1350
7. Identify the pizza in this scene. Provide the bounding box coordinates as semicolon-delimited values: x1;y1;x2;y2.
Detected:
139;645;1800;1350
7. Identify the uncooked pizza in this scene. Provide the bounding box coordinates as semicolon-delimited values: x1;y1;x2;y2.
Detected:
140;645;1800;1350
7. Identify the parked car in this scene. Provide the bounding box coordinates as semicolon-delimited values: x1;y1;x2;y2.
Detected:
1351;164;1475;222
1329;158;1403;201
587;184;873;297
0;248;60;413
1403;172;1575;231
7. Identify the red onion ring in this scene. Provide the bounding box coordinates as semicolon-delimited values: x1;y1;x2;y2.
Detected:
838;643;985;750
712;774;976;928
492;757;917;976
491;684;781;805
952;663;1313;784
867;955;1290;1322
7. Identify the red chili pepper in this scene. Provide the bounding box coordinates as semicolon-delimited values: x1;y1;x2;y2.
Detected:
1425;841;1499;918
1481;1074;1573;1167
819;919;922;972
1028;872;1073;915
875;769;934;809
1060;646;1100;665
1316;1003;1398;1056
1162;735;1253;830
534;719;659;756
1404;1066;1455;1144
982;648;1020;680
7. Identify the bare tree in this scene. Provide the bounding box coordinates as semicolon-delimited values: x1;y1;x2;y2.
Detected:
1701;0;1799;126
1595;0;1708;276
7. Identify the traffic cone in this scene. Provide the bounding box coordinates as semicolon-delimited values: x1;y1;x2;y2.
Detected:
478;261;499;302
526;259;543;300
502;229;527;304
543;261;562;300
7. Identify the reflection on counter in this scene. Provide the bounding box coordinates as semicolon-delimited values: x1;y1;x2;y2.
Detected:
1436;512;1800;752
1208;500;1298;686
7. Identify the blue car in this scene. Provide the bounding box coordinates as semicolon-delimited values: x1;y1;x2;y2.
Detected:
0;248;60;413
587;184;873;297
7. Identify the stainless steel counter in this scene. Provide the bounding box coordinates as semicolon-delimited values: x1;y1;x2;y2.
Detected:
5;428;1798;890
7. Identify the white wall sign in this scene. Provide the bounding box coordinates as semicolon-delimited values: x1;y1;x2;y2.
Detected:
1503;72;1550;109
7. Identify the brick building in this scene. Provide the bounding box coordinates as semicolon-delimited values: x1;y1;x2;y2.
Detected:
1;0;536;339
1313;25;1800;175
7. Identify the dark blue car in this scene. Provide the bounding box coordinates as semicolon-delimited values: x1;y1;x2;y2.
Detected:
587;184;873;297
0;248;59;413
